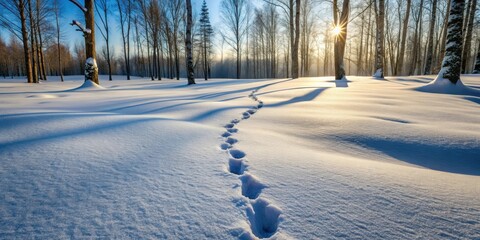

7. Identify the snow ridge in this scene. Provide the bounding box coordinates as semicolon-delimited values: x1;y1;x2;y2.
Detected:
220;89;281;239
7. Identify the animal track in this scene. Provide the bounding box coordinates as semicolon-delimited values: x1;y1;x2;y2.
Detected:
219;88;281;238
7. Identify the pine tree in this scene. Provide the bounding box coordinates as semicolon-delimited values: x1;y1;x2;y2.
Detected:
199;0;213;80
437;0;465;84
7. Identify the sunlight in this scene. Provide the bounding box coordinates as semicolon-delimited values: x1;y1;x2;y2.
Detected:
332;25;342;36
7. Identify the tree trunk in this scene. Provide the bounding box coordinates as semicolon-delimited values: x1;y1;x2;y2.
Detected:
85;0;98;84
185;0;195;85
333;0;350;80
438;0;465;84
373;0;385;78
292;0;300;79
27;0;38;83
461;0;476;73
19;0;33;83
36;0;47;81
424;0;437;74
409;0;424;75
54;0;63;82
473;40;480;73
437;0;451;72
395;0;411;75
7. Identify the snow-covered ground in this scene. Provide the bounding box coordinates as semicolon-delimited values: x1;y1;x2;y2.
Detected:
0;75;479;239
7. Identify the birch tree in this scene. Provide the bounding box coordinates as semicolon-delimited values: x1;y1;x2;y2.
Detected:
373;0;385;78
185;0;195;85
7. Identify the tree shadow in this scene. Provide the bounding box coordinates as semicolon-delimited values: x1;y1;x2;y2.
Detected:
341;136;480;176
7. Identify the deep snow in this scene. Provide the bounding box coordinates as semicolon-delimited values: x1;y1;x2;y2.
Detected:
0;75;479;239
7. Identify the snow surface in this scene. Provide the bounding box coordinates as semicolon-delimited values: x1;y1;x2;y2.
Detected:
0;75;479;239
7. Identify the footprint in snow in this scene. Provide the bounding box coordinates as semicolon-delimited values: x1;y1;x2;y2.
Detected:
225;123;235;128
225;137;238;145
247;109;256;115
220;143;232;150
246;198;282;239
229;149;246;159
227;128;239;133
229;158;246;175
231;119;241;124
240;173;266;200
222;132;232;138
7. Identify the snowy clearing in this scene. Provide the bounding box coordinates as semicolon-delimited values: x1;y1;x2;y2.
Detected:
0;75;479;239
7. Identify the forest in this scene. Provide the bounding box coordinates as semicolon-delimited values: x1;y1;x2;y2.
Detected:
0;0;478;83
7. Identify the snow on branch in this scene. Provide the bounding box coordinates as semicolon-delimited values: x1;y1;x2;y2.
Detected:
68;0;88;13
70;20;91;35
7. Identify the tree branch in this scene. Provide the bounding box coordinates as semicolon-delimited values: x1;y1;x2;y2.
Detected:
68;0;87;13
70;20;91;35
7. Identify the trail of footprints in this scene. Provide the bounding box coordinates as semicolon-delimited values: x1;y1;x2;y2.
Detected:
220;90;282;239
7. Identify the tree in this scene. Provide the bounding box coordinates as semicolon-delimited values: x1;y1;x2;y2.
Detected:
53;0;64;82
292;0;300;79
424;0;438;75
473;40;480;73
221;0;249;79
461;0;476;73
333;0;350;80
185;0;195;85
435;0;465;84
27;0;39;83
199;0;214;80
96;0;112;81
116;0;132;80
69;0;99;84
0;0;34;83
373;0;385;78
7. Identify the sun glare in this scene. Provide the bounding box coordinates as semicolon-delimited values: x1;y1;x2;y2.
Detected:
332;25;342;36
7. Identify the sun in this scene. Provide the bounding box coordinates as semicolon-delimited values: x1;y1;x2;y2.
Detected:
332;25;342;36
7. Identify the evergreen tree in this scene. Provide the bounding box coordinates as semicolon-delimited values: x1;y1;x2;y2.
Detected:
199;0;214;80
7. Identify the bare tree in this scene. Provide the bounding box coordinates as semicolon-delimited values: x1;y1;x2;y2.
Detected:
461;0;477;73
185;0;195;85
424;0;438;75
0;0;34;83
333;0;350;80
116;0;132;80
53;0;63;82
221;0;249;79
69;0;99;84
373;0;385;78
95;0;112;81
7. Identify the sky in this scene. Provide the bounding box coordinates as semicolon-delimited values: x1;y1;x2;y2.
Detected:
60;0;223;54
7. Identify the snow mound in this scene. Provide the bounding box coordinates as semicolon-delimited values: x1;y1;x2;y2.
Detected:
416;72;480;96
373;68;384;79
27;94;60;99
69;80;105;91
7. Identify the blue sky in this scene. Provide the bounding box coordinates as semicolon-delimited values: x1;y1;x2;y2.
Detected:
60;0;223;54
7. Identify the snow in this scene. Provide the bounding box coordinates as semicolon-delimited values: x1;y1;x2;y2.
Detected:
373;68;383;79
0;75;479;239
416;69;480;96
